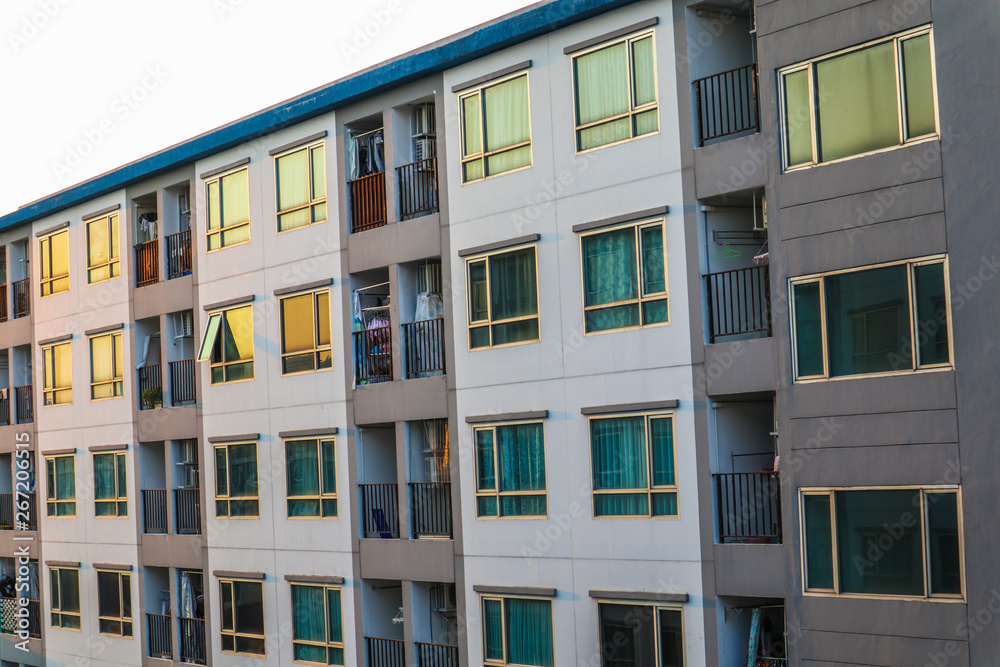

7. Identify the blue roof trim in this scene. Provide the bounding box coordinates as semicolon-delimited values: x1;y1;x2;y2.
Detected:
1;0;640;232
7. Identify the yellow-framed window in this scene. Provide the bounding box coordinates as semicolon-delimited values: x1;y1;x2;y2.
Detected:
90;331;124;399
596;601;685;666
290;583;344;664
197;305;254;384
276;142;327;232
39;229;70;296
50;567;81;630
42;341;72;406
474;422;546;518
206;167;250;250
460;72;532;183
45;454;76;517
285;438;337;518
466;244;540;349
86;213;120;283
96;570;132;637
219;578;265;655
481;595;554;666
214;442;260;518
94;452;127;517
280;290;332;374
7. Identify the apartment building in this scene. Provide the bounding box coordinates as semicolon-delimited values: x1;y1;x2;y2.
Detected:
0;0;994;666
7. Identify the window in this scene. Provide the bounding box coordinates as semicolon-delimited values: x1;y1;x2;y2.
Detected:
286;438;337;518
94;452;127;517
802;488;963;598
276;142;327;232
87;213;120;283
589;413;677;517
460;73;531;182
215;442;259;518
291;584;344;665
220;578;265;655
42;341;72;405
475;423;546;518
580;220;667;333
482;596;553;667
198;305;254;383
97;570;132;637
598;603;684;667
45;455;76;517
790;258;950;380
206;167;250;250
280;291;332;374
40;229;70;296
90;331;124;399
781;27;936;168
467;245;539;349
573;31;658;151
50;567;81;629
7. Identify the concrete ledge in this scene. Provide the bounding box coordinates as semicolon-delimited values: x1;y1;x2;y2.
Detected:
0;316;31;349
137;405;198;443
348;213;441;273
702;336;777;396
134;274;194;322
141;534;205;570
714;542;785;598
694;132;765;200
359;537;454;582
354;375;447;425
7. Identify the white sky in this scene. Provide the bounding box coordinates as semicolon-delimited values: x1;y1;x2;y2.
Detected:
0;0;538;216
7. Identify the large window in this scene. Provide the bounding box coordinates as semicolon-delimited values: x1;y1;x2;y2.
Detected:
280;291;332;374
791;258;950;380
580;220;667;333
467;245;539;349
206;167;250;250
482;596;553;667
97;570;132;637
291;584;344;665
475;422;546;518
45;455;76;517
90;331;124;399
286;438;337;518
42;341;72;406
198;305;254;384
590;413;677;517
573;31;658;151
50;567;81;629
802;488;962;598
276;141;327;232
87;213;120;283
40;229;70;296
94;452;127;517
460;73;531;182
219;578;265;655
215;443;260;518
598;603;684;667
781;27;936;168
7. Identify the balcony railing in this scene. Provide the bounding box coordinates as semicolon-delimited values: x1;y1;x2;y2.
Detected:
402;318;445;379
0;283;7;322
410;482;452;539
348;171;387;233
360;483;399;538
175;488;201;535
138;364;163;410
693;63;760;146
354;326;393;384
0;598;15;634
170;358;196;405
142;489;168;534
397;156;439;220
27;598;40;638
0;389;9;426
705;265;771;343
1;493;38;531
755;659;789;667
148;613;173;659
0;495;9;530
135;239;159;287
167;229;193;280
179;616;207;665
365;637;405;667
12;279;28;319
14;385;31;424
416;642;460;667
714;471;781;543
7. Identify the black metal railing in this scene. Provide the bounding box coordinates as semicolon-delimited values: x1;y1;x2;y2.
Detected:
354;325;393;384
410;482;452;539
12;279;28;319
138;364;162;410
178;616;207;664
0;495;10;529
397;156;439;220
0;389;9;426
147;613;173;659
11;493;37;531
175;488;201;535
27;598;40;638
706;265;771;342
0;283;7;322
170;358;196;405
416;642;460;667
167;229;192;279
142;489;168;534
365;637;405;667
693;63;759;146
714;471;781;543
349;171;387;233
14;385;31;424
360;483;399;538
402;318;445;379
135;239;159;287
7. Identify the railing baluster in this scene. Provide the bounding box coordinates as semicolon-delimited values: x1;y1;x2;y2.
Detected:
135;239;159;287
14;385;32;424
167;230;193;279
142;489;168;533
179;616;207;664
713;472;782;543
169;358;196;405
705;265;772;342
693;63;760;144
138;364;163;410
147;613;173;659
12;279;29;318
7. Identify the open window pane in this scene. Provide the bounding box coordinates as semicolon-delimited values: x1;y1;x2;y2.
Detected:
783;69;813;167
914;263;949;366
927;492;961;595
803;494;834;590
198;313;222;361
902;34;936;138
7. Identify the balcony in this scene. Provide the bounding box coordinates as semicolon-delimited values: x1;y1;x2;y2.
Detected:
706;265;771;343
349;171;387;233
0;494;34;531
179;616;207;664
135;239;159;287
14;385;31;424
167;229;192;280
169;358;196;405
142;489;168;534
360;483;399;538
409;482;452;539
402;318;445;379
138;365;163;410
0;389;9;426
147;613;172;659
354;326;393;384
694;63;760;146
714;471;781;544
0;597;37;637
397;156;439;220
416;642;459;667
366;637;405;667
12;279;28;319
0;284;7;323
175;488;201;535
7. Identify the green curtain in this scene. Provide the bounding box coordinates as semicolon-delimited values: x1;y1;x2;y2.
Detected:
484;75;531;175
506;598;554;667
292;585;326;663
632;37;658;137
902;34;935;138
640;225;665;294
94;454;116;516
583;228;638;332
792;281;824;377
783;69;813;166
287;441;320;516
489;249;538;345
591;417;647;516
483;598;504;661
498;424;546;516
575;42;630;150
649;418;674;486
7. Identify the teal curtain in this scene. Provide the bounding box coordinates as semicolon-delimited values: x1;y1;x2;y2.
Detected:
476;430;496;492
94;454;116;515
591;417;648;516
640;225;665;295
649;418;674;486
228;444;258;517
287;441;320;516
483;598;503;661
583;228;639;332
489;249;538;345
484;75;531;175
497;424;546;516
292;585;327;663
506;598;554;667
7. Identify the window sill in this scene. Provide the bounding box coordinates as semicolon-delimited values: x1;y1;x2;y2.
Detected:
783;134;939;174
794;365;952;384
